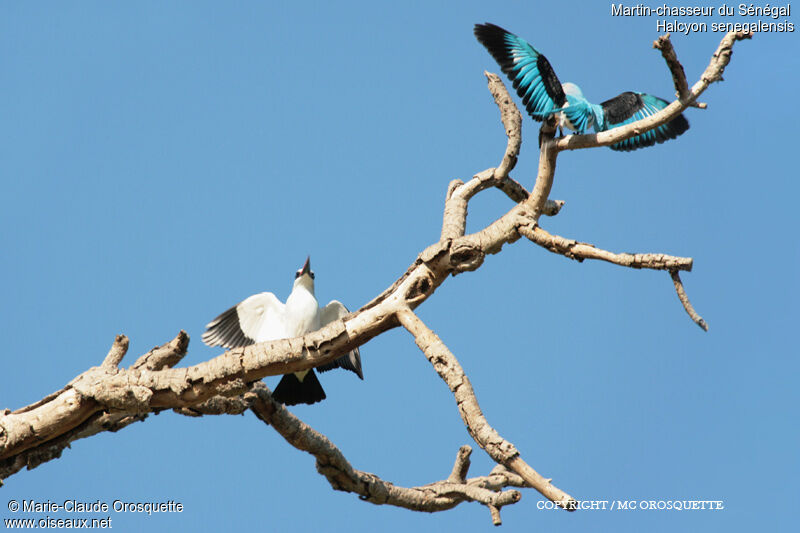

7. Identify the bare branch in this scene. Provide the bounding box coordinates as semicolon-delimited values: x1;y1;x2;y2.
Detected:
696;29;753;86
243;383;523;521
441;178;469;240
101;335;129;369
489;504;502;526
524;126;559;223
494;176;564;216
132;330;190;370
652;33;706;108
1;332;190;464
519;225;693;271
441;73;521;241
464;170;564;214
485;71;521;178
0;408;148;483
0;389;98;462
396;308;577;511
670;270;709;331
495;174;529;203
10;388;70;416
447;445;472;484
173;395;251;417
440;73;563;241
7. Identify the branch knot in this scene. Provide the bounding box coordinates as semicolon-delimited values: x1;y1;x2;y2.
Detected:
404;272;435;303
449;241;485;273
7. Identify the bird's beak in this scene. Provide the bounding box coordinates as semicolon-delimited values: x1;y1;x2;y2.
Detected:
300;256;311;276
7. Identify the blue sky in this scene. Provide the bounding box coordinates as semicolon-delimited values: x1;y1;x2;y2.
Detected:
1;1;797;531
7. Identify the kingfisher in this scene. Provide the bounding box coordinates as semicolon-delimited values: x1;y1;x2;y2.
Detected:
202;257;363;405
474;23;689;151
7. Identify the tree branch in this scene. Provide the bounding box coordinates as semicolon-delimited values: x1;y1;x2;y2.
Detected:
396;308;577;511
243;382;524;524
519;225;693;271
670;270;709;331
101;335;129;369
485;71;521;179
653;33;706;108
132;330;190;370
441;73;562;241
0;332;189;476
447;445;472;484
0;409;148;484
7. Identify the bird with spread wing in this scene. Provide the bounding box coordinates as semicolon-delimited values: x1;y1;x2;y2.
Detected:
202;257;363;405
474;23;689;151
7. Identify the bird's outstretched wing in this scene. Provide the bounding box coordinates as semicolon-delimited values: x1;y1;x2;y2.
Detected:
474;23;566;121
202;292;285;348
600;92;690;151
317;300;363;380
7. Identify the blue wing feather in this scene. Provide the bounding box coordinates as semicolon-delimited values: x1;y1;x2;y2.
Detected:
563;99;594;133
600;92;690;151
474;23;566;121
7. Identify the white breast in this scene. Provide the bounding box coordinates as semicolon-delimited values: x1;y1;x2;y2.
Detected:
284;285;321;337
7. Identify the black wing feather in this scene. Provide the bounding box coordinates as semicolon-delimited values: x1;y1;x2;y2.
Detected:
202;304;256;348
317;347;364;380
601;92;643;124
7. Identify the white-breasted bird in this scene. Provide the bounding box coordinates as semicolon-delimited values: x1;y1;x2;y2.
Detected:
202;257;363;405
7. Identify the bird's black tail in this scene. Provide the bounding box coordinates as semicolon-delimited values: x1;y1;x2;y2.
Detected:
272;371;326;406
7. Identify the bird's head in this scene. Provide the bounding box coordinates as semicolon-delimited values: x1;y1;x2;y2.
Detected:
293;256;315;291
561;82;585;99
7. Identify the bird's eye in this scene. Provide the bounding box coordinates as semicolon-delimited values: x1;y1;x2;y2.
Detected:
294;272;301;279
310;272;315;279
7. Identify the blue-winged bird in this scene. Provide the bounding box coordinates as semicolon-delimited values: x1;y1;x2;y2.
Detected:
474;23;689;151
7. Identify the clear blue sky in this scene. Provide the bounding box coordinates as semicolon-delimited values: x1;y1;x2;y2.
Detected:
1;1;797;531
